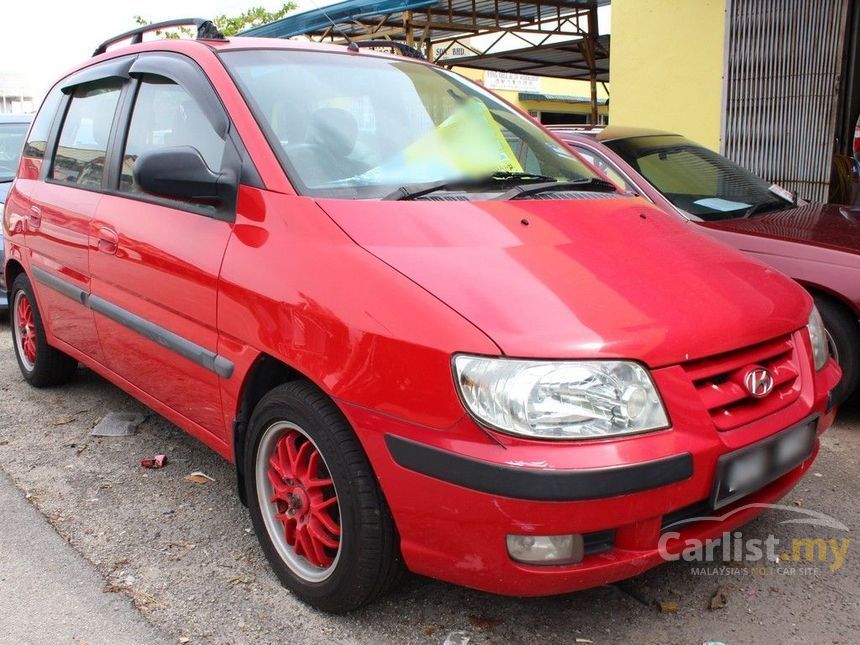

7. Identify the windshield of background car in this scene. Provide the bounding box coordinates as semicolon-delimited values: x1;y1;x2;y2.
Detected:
0;122;28;182
221;49;600;198
605;134;793;220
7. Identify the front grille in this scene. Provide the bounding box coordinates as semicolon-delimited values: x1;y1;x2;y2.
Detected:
683;332;802;431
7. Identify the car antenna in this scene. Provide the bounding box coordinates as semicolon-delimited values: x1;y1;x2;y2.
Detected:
304;0;359;50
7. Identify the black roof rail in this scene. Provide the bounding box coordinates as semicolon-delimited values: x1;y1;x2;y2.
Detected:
92;18;226;57
347;40;426;60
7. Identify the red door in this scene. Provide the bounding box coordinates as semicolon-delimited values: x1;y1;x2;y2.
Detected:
25;79;124;362
27;182;103;361
88;73;235;438
90;196;231;436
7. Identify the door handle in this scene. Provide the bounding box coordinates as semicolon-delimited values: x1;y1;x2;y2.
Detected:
28;205;41;231
97;226;119;255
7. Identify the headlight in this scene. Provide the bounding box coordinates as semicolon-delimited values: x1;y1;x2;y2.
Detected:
806;306;829;371
453;355;669;440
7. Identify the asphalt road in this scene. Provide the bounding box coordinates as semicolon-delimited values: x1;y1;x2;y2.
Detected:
0;318;858;644
0;468;170;645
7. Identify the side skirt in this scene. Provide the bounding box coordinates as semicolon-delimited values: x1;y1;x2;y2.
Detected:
48;335;233;462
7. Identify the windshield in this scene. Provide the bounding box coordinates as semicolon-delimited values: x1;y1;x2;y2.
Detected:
221;50;600;199
0;122;28;182
604;134;793;221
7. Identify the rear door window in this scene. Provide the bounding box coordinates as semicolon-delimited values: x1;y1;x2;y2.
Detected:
52;80;122;189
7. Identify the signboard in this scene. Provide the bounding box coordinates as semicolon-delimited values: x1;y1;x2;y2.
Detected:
432;40;474;61
483;71;541;92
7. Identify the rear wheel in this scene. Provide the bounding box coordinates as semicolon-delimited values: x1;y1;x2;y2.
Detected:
814;295;859;406
244;381;402;612
10;273;77;387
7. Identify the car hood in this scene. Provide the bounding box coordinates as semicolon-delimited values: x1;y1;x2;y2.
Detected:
699;202;860;254
317;197;809;367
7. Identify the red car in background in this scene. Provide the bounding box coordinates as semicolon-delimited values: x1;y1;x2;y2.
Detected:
3;21;843;611
853;118;860;163
554;126;860;406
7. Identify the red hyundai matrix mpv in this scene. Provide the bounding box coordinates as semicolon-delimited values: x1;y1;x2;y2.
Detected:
3;20;843;612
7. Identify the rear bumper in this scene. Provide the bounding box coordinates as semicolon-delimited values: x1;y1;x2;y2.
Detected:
340;356;842;597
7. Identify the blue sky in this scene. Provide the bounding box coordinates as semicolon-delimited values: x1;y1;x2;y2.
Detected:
0;0;317;92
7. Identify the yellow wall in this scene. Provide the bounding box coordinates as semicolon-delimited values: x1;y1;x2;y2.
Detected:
609;0;727;150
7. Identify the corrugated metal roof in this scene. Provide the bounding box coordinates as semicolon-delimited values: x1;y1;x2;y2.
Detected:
452;34;610;81
241;0;610;81
242;0;438;38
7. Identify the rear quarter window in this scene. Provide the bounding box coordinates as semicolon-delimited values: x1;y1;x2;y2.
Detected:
23;87;63;159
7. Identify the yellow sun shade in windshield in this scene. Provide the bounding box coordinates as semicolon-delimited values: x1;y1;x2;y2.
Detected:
401;98;523;177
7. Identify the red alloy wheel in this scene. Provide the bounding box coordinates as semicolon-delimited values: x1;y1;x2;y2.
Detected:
266;428;341;569
15;292;37;367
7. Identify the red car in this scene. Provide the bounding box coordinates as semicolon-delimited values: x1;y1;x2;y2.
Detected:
3;20;842;612
553;126;860;406
854;118;860;163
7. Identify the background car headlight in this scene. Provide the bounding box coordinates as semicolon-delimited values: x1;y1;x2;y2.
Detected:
806;306;829;371
453;355;669;440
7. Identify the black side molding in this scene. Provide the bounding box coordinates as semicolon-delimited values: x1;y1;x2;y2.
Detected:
32;266;87;305
385;435;693;502
31;266;233;379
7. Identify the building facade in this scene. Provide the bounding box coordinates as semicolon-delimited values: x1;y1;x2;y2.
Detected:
609;0;858;203
454;68;609;125
0;73;38;115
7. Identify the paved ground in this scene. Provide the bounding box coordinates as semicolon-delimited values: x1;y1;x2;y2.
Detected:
0;469;170;645
0;318;858;644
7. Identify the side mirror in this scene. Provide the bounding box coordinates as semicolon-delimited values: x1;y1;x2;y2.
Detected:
133;146;234;204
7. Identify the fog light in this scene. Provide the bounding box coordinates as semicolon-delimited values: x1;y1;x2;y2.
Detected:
506;534;584;565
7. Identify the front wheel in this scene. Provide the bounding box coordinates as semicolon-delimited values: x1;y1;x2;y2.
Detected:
244;381;402;612
10;273;77;387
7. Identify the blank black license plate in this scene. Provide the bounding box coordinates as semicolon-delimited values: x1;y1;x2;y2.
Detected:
710;417;817;510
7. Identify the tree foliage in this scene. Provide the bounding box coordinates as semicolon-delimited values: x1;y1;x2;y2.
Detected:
134;4;295;39
214;4;296;35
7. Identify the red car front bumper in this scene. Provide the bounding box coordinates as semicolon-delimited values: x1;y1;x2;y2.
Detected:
339;354;841;597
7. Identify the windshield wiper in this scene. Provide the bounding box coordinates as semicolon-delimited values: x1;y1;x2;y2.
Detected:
743;200;793;218
496;177;618;200
382;171;561;201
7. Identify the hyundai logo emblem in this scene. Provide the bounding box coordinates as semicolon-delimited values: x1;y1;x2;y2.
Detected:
744;367;774;398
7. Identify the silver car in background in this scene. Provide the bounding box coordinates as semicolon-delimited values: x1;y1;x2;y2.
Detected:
0;114;32;312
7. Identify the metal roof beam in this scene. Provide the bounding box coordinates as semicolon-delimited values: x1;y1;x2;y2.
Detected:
431;8;523;21
500;0;591;13
424;22;589;45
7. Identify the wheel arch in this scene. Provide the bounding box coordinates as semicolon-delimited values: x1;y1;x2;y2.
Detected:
800;281;860;320
5;259;25;299
232;352;308;505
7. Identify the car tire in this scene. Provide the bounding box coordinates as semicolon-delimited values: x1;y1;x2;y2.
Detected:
814;295;859;407
244;381;403;612
10;273;78;387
